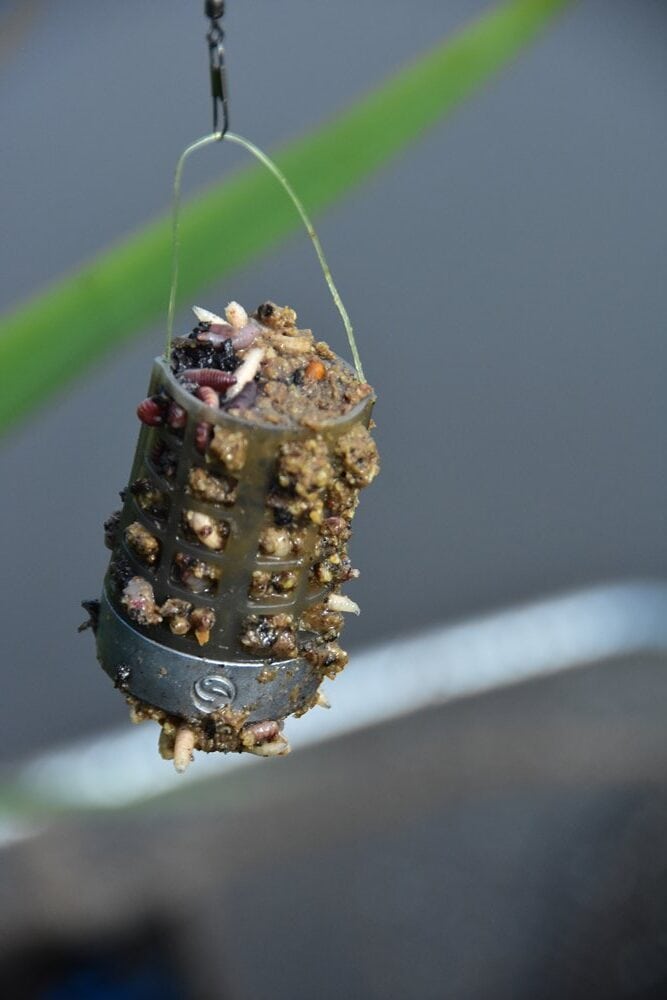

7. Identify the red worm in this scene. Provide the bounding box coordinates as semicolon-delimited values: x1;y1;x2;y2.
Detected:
182;368;237;392
197;329;232;347
207;321;234;335
196;385;219;409
137;397;164;426
195;422;212;454
167;402;187;429
197;322;259;350
243;720;281;746
229;322;261;350
196;322;234;346
194;387;218;452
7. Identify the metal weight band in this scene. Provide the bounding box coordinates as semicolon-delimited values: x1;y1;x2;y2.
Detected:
96;590;320;721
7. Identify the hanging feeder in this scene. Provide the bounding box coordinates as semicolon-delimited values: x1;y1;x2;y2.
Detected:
81;4;379;771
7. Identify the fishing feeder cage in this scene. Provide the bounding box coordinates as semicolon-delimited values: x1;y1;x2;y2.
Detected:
83;2;379;767
94;352;375;760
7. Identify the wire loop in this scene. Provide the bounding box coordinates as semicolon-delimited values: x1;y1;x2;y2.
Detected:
165;132;365;382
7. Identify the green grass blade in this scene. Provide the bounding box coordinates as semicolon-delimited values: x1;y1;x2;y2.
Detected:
0;0;572;437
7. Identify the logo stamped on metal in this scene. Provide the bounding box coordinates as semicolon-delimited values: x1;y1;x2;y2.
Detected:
193;674;236;712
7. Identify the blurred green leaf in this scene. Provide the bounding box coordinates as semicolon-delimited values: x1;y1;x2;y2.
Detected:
0;0;572;437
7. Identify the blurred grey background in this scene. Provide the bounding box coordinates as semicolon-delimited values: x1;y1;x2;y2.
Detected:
1;0;666;768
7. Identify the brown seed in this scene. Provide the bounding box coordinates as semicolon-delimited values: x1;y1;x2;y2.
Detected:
191;606;216;646
159;597;193;619
304;359;326;382
121;577;162;626
169;615;191;636
208;427;248;473
187;466;238;505
125;522;161;565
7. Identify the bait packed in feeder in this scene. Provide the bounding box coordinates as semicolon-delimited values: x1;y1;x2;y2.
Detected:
83;301;379;769
81;2;379;772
